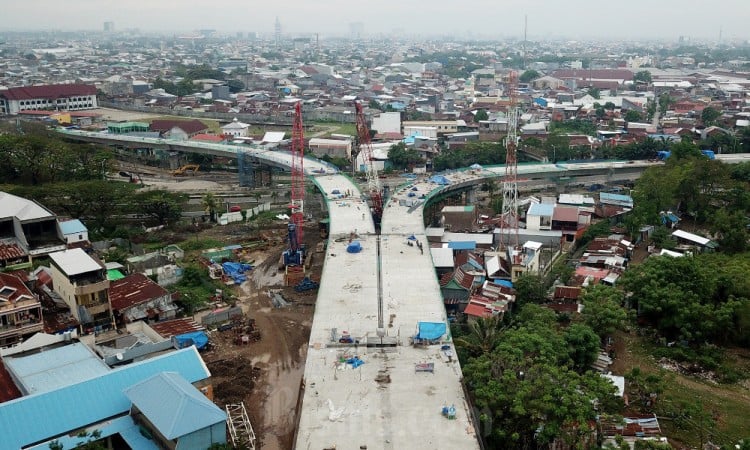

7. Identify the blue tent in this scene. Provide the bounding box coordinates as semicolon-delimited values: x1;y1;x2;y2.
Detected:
416;322;446;340
347;241;362;253
174;331;209;350
407;235;417;241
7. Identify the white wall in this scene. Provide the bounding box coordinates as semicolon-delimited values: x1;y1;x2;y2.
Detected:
371;112;401;134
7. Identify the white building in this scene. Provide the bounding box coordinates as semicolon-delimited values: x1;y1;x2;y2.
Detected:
371;112;401;134
308;138;352;159
0;84;98;115
221;118;250;138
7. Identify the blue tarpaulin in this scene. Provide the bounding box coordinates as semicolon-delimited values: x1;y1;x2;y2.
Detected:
347;241;362;253
417;322;446;340
494;279;514;289
174;331;209;350
429;175;451;185
346;357;364;368
222;262;253;284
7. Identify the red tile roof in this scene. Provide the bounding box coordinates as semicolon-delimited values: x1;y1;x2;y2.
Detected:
0;242;26;262
0;272;35;303
109;273;169;311
190;133;224;142
0;84;96;101
463;302;493;319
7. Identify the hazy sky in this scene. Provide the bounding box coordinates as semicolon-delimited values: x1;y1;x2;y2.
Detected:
2;0;748;41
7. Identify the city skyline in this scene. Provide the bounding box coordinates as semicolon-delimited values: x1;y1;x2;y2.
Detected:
1;0;749;41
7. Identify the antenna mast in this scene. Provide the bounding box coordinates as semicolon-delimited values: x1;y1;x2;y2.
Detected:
499;71;520;249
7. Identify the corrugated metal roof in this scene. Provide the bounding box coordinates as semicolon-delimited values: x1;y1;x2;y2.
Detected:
124;372;226;439
528;202;554;217
58;219;88;235
3;342;109;395
0;192;55;222
48;248;102;276
0;347;209;449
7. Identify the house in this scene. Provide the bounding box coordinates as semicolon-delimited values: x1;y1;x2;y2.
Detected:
49;248;113;332
125;372;227;449
601;414;665;449
671;229;716;252
149;119;209;140
0;192;67;267
526;203;554;231
221;117;250;138
0;273;43;346
109;273;177;325
509;241;544;281
308;138;353;159
439;266;476;306
59;219;89;245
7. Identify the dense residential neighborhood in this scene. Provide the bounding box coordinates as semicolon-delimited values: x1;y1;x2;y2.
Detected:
1;11;750;450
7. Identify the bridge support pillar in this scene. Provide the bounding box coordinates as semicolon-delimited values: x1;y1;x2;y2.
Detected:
465;188;476;204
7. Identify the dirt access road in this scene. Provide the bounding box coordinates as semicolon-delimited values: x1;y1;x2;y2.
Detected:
201;238;322;450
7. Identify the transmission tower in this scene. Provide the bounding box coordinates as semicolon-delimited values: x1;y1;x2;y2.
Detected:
499;70;520;249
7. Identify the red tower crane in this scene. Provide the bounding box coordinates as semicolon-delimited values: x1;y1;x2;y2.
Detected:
354;101;383;227
284;101;305;265
499;70;520;248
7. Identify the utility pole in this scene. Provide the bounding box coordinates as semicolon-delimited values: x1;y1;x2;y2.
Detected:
523;15;528;70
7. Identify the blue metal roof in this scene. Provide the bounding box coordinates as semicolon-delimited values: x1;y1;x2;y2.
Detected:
0;347;209;449
4;342;109;395
27;415;158;450
599;192;634;206
448;241;476;250
124;372;226;440
58;219;88;235
528;203;554;217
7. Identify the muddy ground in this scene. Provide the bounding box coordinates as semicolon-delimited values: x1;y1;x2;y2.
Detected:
200;232;322;450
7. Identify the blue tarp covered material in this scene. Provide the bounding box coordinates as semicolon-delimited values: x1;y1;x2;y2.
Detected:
347;241;362;253
417;322;446;341
407;235;417;241
494;279;514;289
429;175;451;185
222;262;253;284
346;357;364;368
174;331;209;350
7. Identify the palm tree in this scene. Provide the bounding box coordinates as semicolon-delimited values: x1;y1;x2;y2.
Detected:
202;193;219;223
454;315;505;357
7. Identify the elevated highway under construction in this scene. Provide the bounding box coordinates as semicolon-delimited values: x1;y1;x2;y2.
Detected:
58;128;750;448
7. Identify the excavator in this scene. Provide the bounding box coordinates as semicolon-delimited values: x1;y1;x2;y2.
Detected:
171;164;200;176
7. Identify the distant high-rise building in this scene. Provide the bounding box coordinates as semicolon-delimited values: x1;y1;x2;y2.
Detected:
275;17;282;47
350;22;364;40
103;21;114;32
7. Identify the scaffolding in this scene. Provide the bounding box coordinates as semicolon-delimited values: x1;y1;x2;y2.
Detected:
226;402;256;450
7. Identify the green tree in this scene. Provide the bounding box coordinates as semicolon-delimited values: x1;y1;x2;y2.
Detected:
474;109;489;121
633;70;653;84
130;190;185;226
563;323;601;372
454;315;505;357
701;106;721;126
513;274;547;306
624;110;643;122
519;69;541;83
580;285;628;338
387;142;422;170
202;192;219;223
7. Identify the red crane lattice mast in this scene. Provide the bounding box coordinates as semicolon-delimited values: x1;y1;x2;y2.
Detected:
499;70;520;248
354;101;383;227
290;101;305;247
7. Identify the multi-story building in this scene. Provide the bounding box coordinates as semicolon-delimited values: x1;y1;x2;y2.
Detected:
0;273;43;346
0;84;98;115
49;248;112;332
